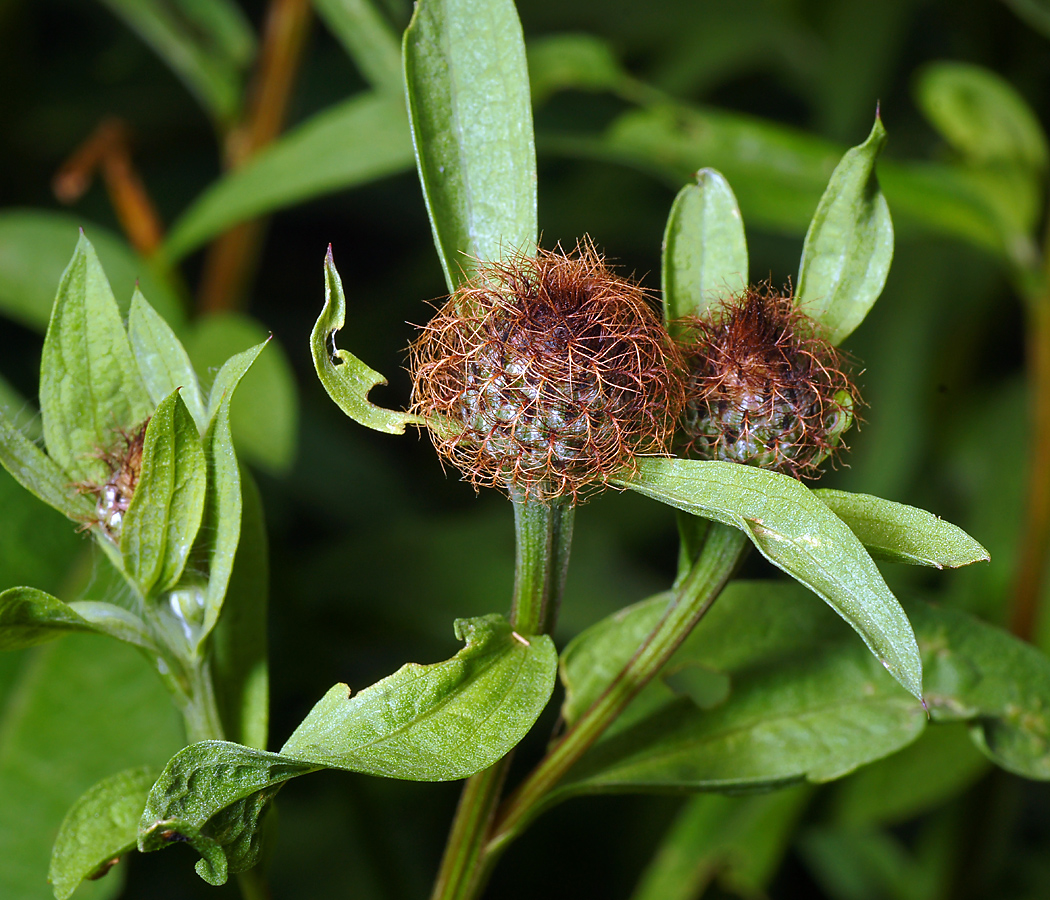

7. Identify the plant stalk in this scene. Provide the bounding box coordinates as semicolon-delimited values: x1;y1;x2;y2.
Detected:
429;490;575;900
484;522;748;862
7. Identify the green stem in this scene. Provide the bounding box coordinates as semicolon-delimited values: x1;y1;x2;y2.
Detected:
178;657;227;745
429;491;576;900
484;522;748;861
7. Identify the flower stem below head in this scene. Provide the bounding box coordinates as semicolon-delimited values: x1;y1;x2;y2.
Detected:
430;489;576;900
483;522;749;863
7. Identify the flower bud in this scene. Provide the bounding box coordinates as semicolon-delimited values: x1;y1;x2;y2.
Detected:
680;285;856;479
410;241;686;500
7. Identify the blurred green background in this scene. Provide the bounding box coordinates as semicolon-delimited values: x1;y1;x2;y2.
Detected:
1;0;1049;898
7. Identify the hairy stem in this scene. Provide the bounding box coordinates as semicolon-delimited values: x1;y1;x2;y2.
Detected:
484;522;748;862
429;491;575;900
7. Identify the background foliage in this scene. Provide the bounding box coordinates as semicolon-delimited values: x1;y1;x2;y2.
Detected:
1;0;1049;898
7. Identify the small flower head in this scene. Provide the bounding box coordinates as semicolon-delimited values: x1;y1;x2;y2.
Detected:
679;284;856;479
409;240;686;500
76;419;149;538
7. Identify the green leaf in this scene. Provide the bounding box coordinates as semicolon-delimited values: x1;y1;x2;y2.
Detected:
527;33;629;105
630;787;812;900
0;587;99;650
0;634;183;900
829;723;988;828
128;290;206;431
661;168;748;326
39;233;152;485
139;615;557;881
163;93;414;262
618;458;924;700
911;602;1050;779
915;61;1049;171
120;390;207;599
281;614;557;778
1002;0;1050;41
404;0;537;288
49;766;158;900
0;211;184;333
796;115;894;345
188;315;296;473
0;414;95;523
586;104;1010;260
97;0;251;124
312;248;422;434
813;489;989;568
560;584;1050;794
210;468;269;750
65;601;158;652
313;0;402;94
193;340;266;649
138;742;315;885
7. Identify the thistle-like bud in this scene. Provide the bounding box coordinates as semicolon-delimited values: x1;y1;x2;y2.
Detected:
410;241;686;500
76;420;148;538
680;285;856;480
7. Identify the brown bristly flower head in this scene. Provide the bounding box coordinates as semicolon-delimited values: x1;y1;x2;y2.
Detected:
409;239;686;501
75;419;149;539
679;283;857;480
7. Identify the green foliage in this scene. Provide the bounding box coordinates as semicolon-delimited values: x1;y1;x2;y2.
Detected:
404;0;537;287
137;615;557;883
661;168;748;323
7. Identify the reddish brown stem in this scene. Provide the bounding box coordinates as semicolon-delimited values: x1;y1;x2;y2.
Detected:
53;117;164;256
197;0;312;314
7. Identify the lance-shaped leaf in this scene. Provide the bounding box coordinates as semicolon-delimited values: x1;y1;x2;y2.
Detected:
128;290;206;431
662;168;748;325
139;615;558;883
404;0;537;288
813;489;989;568
618;458;923;700
0;586;158;653
310;0;402;95
120;390;207;599
39;233;152;485
191;339;267;651
49;766;159;900
0;414;95;523
312;249;422;434
560;583;1050;795
796;114;894;345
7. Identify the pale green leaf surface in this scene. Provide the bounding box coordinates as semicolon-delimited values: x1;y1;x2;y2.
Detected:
0;635;182;900
311;249;422;434
0;211;183;333
0;587;98;650
128;291;206;431
139;615;557;882
404;0;537;288
39;234;152;484
65;602;157;653
163;93;413;261
796;115;894;345
189;317;296;473
313;0;402;94
281;615;557;778
813;489;989;568
915;61;1049;170
618;458;923;700
120;390;206;598
49;766;158;900
662;168;748;324
0;414;95;523
98;0;247;123
209;468;268;750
